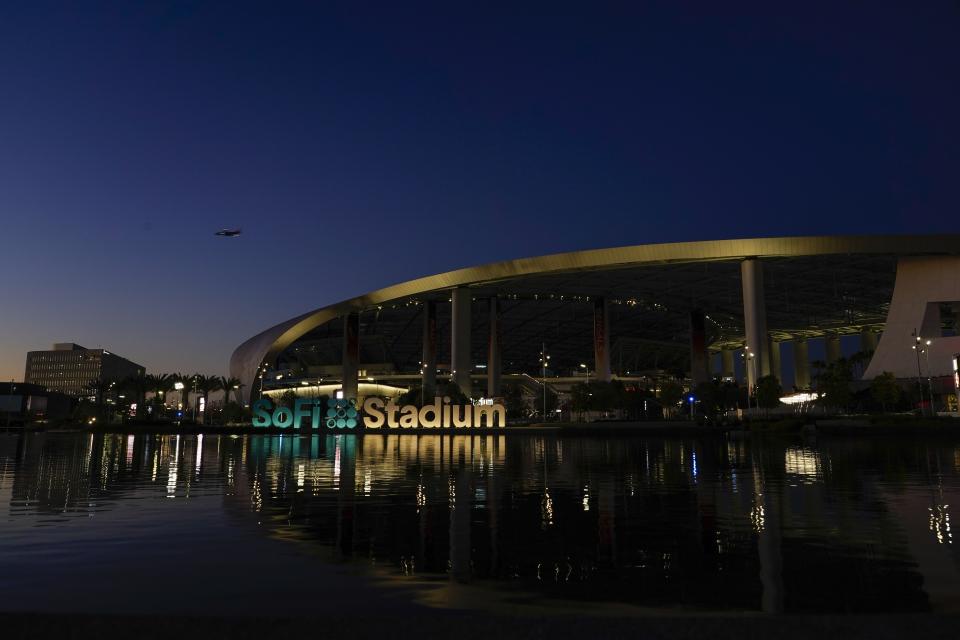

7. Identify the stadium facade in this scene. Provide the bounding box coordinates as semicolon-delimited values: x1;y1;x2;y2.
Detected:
230;236;960;407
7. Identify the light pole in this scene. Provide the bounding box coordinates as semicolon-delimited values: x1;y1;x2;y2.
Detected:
191;376;199;423
924;339;935;414
912;329;925;415
539;343;550;421
744;349;755;411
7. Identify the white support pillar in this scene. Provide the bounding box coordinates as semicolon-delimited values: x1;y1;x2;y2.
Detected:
741;259;769;389
768;338;782;384
342;311;360;401
689;309;709;386
793;339;810;389
593;297;611;382
451;287;472;395
721;348;736;380
422;300;438;395
487;297;501;398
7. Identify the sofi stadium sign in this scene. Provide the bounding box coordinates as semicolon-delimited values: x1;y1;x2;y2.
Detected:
252;396;506;429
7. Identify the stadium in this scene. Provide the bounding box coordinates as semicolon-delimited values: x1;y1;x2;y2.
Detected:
230;235;960;413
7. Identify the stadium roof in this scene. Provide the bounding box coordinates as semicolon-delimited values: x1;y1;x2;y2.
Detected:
232;235;960;398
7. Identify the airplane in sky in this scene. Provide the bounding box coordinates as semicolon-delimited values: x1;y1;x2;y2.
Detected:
215;228;242;237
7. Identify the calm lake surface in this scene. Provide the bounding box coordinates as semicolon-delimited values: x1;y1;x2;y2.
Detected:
1;431;959;616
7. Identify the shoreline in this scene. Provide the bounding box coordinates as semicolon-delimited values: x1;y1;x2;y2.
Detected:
5;416;960;437
1;611;958;640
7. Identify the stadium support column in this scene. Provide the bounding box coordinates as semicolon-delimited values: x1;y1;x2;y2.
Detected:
342;311;360;401
769;338;782;383
487;297;501;398
451;287;472;395
593;296;611;382
721;348;736;380
741;259;769;389
689;309;709;386
793;339;811;389
826;334;842;364
422;300;438;396
860;328;878;354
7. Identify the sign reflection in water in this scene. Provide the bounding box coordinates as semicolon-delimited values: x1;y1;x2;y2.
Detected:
1;432;960;613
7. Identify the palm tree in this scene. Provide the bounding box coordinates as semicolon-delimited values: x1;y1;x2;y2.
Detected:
173;372;193;412
119;372;149;418
218;376;243;407
195;375;220;424
146;373;174;418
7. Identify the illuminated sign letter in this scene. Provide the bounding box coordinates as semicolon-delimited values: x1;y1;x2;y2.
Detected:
293;398;313;429
475;404;505;427
452;404;470;428
385;401;401;428
363;397;385;428
399;404;418;428
272;405;293;428
252;399;272;427
418;398;441;428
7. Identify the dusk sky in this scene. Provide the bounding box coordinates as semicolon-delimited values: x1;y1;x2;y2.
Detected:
1;2;958;381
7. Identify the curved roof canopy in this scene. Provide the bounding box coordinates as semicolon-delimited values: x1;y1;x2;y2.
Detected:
231;235;960;401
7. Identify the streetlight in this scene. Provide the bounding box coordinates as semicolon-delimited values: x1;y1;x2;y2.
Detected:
912;329;925;415
539;343;550;421
419;361;425;407
924;338;935;414
743;349;756;411
173;381;185;411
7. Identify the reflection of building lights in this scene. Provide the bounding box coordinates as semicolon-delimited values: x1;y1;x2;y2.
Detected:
167;435;180;498
785;447;821;482
251;477;262;512
929;504;953;544
333;436;341;488
582;484;590;512
416;482;426;513
541;488;554;528
750;496;765;532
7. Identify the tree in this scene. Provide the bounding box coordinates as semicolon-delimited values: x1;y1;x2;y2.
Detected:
849;350;874;380
693;380;721;417
217;376;243;407
278;389;297;409
502;384;529;420
173;372;192;411
119;372;149;419
397;385;425;408
815;358;853;411
146;373;174;419
570;382;591;420
719;380;742;410
755;375;782;410
438;380;470;405
195;375;220;423
870;371;900;412
659;380;684;417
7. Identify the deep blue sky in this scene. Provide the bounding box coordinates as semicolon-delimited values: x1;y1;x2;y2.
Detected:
1;1;958;379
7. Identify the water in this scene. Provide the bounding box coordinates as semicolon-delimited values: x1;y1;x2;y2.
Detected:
1;431;959;616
